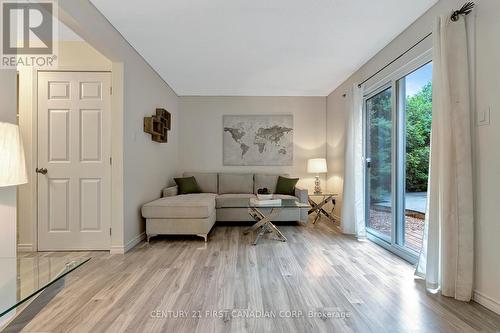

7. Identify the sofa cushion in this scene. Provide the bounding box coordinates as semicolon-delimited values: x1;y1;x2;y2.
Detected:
174;176;201;195
183;172;218;193
275;176;299;196
216;193;256;208
253;174;289;194
218;173;254;194
142;193;217;219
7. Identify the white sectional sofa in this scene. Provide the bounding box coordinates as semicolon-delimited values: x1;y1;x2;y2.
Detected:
141;172;309;242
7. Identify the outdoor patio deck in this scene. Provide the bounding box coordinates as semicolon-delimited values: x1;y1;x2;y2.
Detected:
403;214;424;252
368;208;424;253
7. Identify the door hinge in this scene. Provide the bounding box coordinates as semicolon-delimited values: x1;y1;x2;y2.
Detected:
110;228;112;236
109;157;112;165
110;86;113;95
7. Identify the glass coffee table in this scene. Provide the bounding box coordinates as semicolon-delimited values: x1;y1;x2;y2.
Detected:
222;198;310;245
0;256;90;331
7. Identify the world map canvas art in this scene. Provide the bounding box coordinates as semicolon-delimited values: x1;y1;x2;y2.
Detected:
223;115;293;166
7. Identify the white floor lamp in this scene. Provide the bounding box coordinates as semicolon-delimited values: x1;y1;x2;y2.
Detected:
0;122;28;258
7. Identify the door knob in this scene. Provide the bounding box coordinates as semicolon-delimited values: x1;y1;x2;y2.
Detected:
36;167;48;175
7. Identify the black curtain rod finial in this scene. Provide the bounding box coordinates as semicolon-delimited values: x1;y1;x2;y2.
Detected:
451;2;475;21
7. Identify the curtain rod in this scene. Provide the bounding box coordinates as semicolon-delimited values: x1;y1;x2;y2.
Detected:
355;2;475;89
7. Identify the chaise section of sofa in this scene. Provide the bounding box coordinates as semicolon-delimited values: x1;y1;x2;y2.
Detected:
141;172;309;242
141;191;217;242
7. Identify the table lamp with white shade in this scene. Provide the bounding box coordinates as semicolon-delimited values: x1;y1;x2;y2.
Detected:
307;158;327;194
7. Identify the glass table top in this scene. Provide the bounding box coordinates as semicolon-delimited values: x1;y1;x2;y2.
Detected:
221;198;310;208
308;193;339;196
0;256;90;318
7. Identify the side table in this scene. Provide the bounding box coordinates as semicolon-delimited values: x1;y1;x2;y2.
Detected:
308;193;338;224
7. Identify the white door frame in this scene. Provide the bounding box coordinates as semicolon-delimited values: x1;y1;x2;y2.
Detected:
36;70;112;250
362;49;432;264
18;66;115;251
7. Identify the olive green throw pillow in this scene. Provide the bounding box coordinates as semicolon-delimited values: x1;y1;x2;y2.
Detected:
275;176;299;196
174;176;201;194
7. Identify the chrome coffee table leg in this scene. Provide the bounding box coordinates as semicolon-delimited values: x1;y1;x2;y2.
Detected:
253;225;268;245
265;221;287;242
245;207;284;245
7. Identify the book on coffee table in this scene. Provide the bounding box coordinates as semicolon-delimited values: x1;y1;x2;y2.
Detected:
250;198;282;206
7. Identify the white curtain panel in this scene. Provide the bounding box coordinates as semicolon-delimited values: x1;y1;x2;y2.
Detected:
341;84;366;239
415;14;474;301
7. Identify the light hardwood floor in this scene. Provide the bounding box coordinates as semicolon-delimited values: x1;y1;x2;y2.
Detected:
19;217;500;333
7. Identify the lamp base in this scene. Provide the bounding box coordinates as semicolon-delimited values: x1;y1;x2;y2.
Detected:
314;176;322;194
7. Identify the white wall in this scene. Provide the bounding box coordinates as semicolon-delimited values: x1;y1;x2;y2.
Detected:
326;0;500;313
53;41;112;69
473;0;500;314
0;69;18;258
179;97;326;192
58;0;179;252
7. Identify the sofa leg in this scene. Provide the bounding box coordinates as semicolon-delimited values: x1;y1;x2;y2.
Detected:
197;234;208;242
147;234;157;243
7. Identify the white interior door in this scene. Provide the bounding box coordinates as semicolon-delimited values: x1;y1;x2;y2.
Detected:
37;72;111;250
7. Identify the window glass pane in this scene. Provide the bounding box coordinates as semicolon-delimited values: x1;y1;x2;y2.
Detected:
366;87;392;240
401;62;432;253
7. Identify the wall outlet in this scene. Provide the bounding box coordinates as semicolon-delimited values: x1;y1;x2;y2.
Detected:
477;107;490;126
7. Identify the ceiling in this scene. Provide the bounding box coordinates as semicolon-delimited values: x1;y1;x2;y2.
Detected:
90;0;437;96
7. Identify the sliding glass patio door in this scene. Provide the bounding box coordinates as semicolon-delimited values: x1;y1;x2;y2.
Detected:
364;61;432;263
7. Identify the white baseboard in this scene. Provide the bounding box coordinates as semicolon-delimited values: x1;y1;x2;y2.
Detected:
124;232;146;252
17;243;33;252
473;290;500;315
109;246;125;254
109;232;145;254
